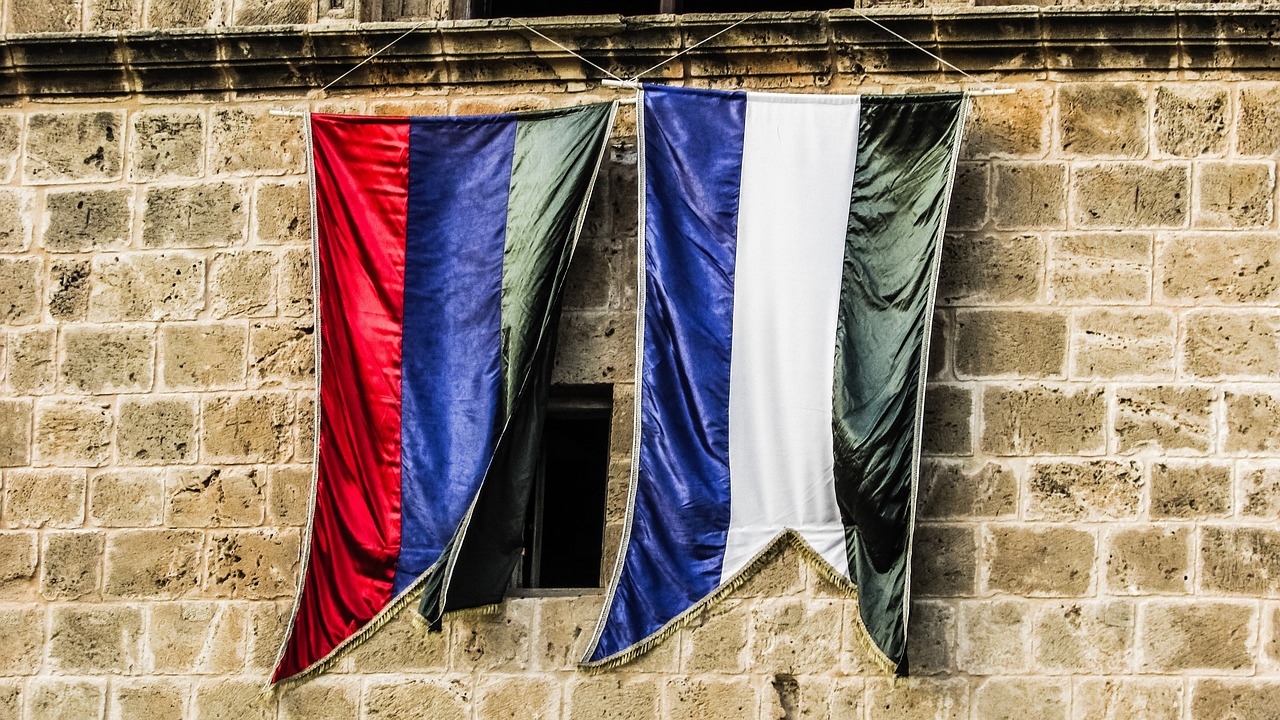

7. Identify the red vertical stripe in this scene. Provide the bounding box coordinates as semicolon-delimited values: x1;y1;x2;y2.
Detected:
274;115;408;682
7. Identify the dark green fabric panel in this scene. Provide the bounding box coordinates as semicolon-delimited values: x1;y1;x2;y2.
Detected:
417;102;613;623
832;93;966;672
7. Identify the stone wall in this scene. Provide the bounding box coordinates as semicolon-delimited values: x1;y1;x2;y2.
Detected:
2;8;1280;720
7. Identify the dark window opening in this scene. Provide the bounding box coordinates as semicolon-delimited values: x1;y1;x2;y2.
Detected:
516;385;612;589
474;1;851;19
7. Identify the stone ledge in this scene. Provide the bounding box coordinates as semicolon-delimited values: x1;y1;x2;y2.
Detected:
5;6;1280;98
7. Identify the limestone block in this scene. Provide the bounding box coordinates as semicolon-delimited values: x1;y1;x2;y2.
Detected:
254;181;310;245
913;524;976;597
922;384;971;454
981;385;1105;455
1200;525;1280;596
1047;232;1151;304
1190;679;1280;720
0;606;42;674
946;162;988;231
938;233;1042;305
992;162;1066;229
117;396;196;465
973;678;1069;720
1159;233;1280;304
955;310;1066;378
0;116;21;183
89;469;164;527
983;525;1094;596
40;530;102;600
918;460;1016;519
681;599;749;673
142;182;247;249
1115;385;1216;455
277;247;313;318
1072;308;1175;378
962;86;1050;158
367;99;448;116
567;677;660;720
864;677;969;720
552;311;635;384
103;529;202;599
166;462;266;527
3;468;85;528
0;189;33;252
1154;85;1229;157
244;601;288;672
366;678;470;720
85;0;139;29
0;399;31;467
1105;525;1191;595
294;393;314;462
1193;163;1274;229
1140;601;1255;672
41;187;132;253
1074;679;1182;720
1032;601;1134;674
211;250;275;318
160;322;247;390
564;232;621;311
532;595;598;672
48;259;91;322
1059;84;1148;158
1071;163;1189;229
266;465;309;526
450;598;535;672
959;599;1032;674
278;679;360;720
200;392;293;462
60;325;154;394
1237;84;1280;155
146;602;246;674
907;601;955;675
25;111;124;183
249;320;314;387
8;327;55;394
1151;461;1232;519
233;0;309;24
48;605;142;674
109;679;187;720
27;679;106;720
1225;389;1280;453
191;679;273;720
204;529;299;599
0;531;36;599
1240;463;1280;519
129;110;204;181
1027;460;1143;520
471;677;564;720
0;256;41;325
210;108;305;175
1268;605;1280;667
145;0;214;27
0;680;18;718
736;542;802;598
747;599;842;674
664;677;756;720
34;399;112;467
90;252;204;322
347;604;447;672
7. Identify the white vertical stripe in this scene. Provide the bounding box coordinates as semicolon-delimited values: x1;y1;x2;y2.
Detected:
722;93;861;584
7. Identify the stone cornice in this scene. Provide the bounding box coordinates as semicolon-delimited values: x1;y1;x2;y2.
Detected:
6;6;1280;99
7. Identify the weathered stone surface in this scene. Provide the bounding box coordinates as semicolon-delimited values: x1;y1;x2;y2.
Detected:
1193;163;1274;229
451;599;536;673
48;259;91;321
211;108;305;175
211;250;275;318
160;323;246;390
0;676;20;717
3;468;84;528
147;602;245;673
204;529;298;599
249;320;314;386
922;384;971;454
1033;601;1134;674
201;392;293;462
914;524;976;597
568;677;660;720
993;162;1066;229
747;599;842;674
41;188;131;253
192;679;273;720
973;678;1069;720
366;679;470;720
985;525;1094;596
946;163;988;231
1185;311;1280;379
60;325;154;394
165;466;265;527
117;396;196;464
142;182;247;249
89;469;163;527
0;257;41;325
0;399;31;467
1028;460;1143;520
1155;85;1229;157
90;252;204;322
1115;385;1215;454
963;86;1049;158
665;677;756;720
553;311;635;384
0;606;42;674
681;599;749;673
1075;679;1182;720
1072;163;1189;229
1060;84;1147;157
1159;233;1280;304
938;234;1042;305
1106;526;1191;595
234;0;308;24
48;605;142;674
1240;463;1280;519
865;677;969;720
130;110;204;181
1151;461;1232;519
244;601;288;672
279;679;360;720
25;112;123;183
254;181;309;244
109;679;186;720
40;530;101;600
1237;84;1280;155
1047;232;1151;304
0;531;37;598
1225;389;1280;453
295;393;314;462
8;327;55;394
103;529;202;599
1190;679;1280;720
9;0;80;32
0;189;32;252
955;309;1066;378
0;116;18;183
1073;308;1176;378
27;679;106;720
981;385;1105;455
266;465;309;526
277;247;313;318
34;399;112;467
348;604;447;671
1140;601;1255;672
957;599;1030;674
918;460;1017;518
146;0;215;27
86;0;139;29
1200;525;1280;596
906;601;954;675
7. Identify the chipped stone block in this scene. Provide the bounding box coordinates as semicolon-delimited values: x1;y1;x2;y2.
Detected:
201;392;293;462
90;252;204;322
1140;601;1255;672
233;0;309;24
1047;232;1151;304
160;323;247;390
26;679;106;720
566;677;659;720
117;396;196;465
913;524;976;597
1190;679;1280;720
664;677;756;720
1240;463;1280;520
267;465;310;526
3;468;85;528
992;162;1066;229
955;310;1066;378
0;399;32;467
1200;525;1280;596
89;469;164;527
25;111;123;184
109;679;187;720
1072;308;1175;379
1071;163;1189;229
347;604;447;672
980;385;1105;456
48;605;142;674
1074;679;1182;720
8;327;56;394
1159;233;1280;304
1193;163;1274;229
0;531;37;599
938;233;1042;306
278;679;361;720
0;189;33;252
59;324;154;395
204;528;299;599
1237;84;1280;156
145;0;215;27
552;311;635;384
945;162;988;231
249;320;314;387
277;247;313;318
973;678;1069;720
48;259;91;322
1059;84;1148;158
1027;460;1143;520
191;679;274;720
255;181;310;245
0;606;42;674
450;599;535;673
922;384;971;455
130;110;204;181
142;182;247;249
1115;385;1215;455
0;256;42;325
1185;311;1280;379
85;0;139;29
103;529;202;599
40;531;101;600
146;602;246;674
1106;525;1191;595
1225;389;1280;454
211;108;305;175
1154;85;1229;157
962;85;1050;158
33;399;112;467
1151;461;1232;519
918;460;1017;519
1032;601;1134;674
211;250;275;318
984;525;1094;596
167;467;265;527
747;599;842;674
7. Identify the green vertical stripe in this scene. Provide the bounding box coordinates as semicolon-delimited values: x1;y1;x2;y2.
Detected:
831;93;966;673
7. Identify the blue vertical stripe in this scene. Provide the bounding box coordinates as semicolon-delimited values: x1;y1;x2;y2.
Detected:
393;116;516;594
591;85;747;661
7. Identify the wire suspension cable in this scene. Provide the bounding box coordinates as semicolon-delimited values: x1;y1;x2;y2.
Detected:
513;19;624;81
320;18;433;94
846;7;1005;95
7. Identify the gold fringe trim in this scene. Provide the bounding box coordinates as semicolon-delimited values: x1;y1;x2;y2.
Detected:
578;529;898;675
